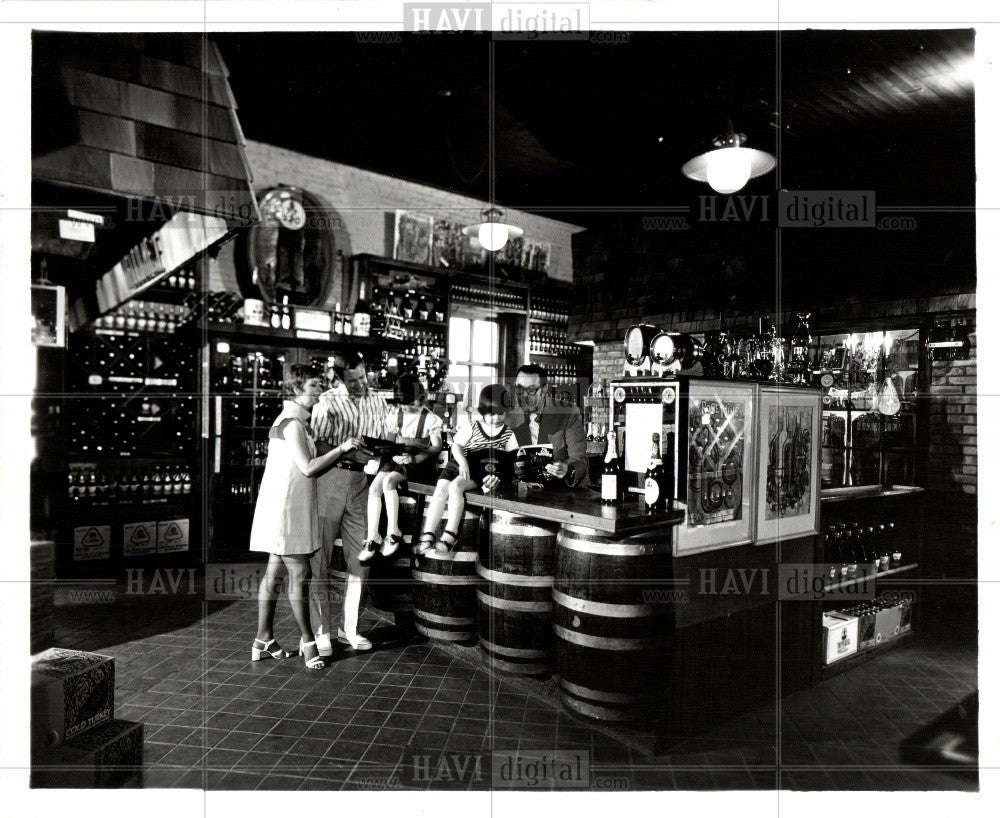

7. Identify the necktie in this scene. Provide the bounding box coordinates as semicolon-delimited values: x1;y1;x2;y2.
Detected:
528;413;540;445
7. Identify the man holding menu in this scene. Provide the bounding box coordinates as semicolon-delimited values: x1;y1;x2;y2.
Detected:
509;363;589;488
310;352;389;653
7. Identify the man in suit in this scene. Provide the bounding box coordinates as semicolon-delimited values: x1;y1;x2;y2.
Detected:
509;363;589;488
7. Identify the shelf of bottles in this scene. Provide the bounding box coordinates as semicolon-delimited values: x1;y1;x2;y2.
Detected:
212;348;287;508
451;282;527;312
367;278;449;392
819;519;912;589
67;462;193;508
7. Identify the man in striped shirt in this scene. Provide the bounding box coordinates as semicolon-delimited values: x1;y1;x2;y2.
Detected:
309;351;390;653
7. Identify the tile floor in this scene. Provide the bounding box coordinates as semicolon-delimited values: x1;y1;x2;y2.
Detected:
40;579;978;792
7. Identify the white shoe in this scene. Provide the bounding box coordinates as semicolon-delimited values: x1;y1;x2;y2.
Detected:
337;628;373;651
315;632;334;658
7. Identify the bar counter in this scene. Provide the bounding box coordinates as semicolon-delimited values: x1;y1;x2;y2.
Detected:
406;482;685;535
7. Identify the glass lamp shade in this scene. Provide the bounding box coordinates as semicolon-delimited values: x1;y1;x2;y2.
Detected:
478;222;510;252
706;147;753;194
462;213;524;252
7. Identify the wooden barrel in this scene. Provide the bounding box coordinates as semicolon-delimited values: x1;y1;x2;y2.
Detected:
368;494;421;613
477;511;558;676
412;509;482;643
553;524;675;723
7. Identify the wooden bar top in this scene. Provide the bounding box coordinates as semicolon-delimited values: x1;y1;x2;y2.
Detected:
407;482;684;535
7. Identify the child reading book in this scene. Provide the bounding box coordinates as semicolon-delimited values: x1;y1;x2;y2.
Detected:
418;383;519;554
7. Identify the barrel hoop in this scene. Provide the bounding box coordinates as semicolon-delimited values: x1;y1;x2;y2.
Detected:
415;623;475;642
412;570;478;586
476;590;553;613
551;589;658;618
489;520;559;538
479;652;550;675
556;536;657;557
557;678;651;705
475;564;553;587
553;624;668;651
478;639;551;659
421;550;478;562
558;691;650;722
414;609;477;626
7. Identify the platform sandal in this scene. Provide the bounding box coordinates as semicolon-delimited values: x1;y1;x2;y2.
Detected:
434;529;460;553
251;638;292;661
416;532;437;555
380;532;405;557
299;639;325;670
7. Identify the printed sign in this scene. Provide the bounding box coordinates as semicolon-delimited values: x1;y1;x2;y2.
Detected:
123;521;157;557
73;525;111;561
157;518;190;553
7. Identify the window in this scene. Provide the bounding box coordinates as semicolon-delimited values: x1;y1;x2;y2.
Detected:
448;316;499;406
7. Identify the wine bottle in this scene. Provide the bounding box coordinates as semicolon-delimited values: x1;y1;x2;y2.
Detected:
352;282;371;337
601;430;621;505
644;433;667;513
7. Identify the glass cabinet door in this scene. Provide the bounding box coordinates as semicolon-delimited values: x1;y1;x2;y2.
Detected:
814;328;919;489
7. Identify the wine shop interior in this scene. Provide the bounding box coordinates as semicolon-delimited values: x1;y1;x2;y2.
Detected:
16;24;984;797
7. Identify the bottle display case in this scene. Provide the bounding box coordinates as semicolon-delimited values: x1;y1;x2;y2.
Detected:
813;328;921;489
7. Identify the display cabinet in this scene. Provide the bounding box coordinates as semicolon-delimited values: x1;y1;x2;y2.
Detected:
813;327;921;489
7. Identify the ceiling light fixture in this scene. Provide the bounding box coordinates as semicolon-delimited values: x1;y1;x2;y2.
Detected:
462;206;524;252
681;122;776;194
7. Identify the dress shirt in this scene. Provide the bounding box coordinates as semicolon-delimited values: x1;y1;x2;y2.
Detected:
311;388;390;454
528;413;540;445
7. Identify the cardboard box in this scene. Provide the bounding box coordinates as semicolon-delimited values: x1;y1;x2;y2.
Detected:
33;719;143;789
31;541;56;654
31;648;115;749
156;518;189;553
822;612;858;665
874;603;902;645
898;598;914;633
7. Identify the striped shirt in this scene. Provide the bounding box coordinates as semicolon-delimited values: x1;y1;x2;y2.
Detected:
311;389;390;452
455;419;518;454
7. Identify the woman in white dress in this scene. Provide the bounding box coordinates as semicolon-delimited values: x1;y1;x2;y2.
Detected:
250;365;362;669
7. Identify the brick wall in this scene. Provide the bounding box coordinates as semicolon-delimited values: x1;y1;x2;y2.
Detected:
208;140;583;306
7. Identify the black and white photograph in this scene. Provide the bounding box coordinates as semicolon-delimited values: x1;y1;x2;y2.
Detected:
1;0;997;814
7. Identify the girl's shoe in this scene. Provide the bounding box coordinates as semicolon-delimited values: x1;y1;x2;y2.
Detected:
337;628;373;651
251;638;292;661
358;540;379;564
380;532;404;557
315;632;334;658
434;529;459;553
299;639;325;670
416;532;436;555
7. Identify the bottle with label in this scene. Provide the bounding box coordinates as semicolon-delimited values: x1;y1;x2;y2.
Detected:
333;303;344;335
269;300;282;329
644;432;667;513
352;282;371;337
601;430;621;505
280;296;292;330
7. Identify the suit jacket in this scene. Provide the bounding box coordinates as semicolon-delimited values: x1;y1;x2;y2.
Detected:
508;405;590;487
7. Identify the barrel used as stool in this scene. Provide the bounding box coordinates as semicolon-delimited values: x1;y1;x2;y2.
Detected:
477;511;558;676
368;494;421;613
553;525;675;723
412;508;481;643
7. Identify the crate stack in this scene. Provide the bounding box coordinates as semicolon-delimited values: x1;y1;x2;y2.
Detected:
31;648;143;788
